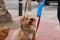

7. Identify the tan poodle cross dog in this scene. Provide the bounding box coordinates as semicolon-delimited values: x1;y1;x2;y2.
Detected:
12;12;36;40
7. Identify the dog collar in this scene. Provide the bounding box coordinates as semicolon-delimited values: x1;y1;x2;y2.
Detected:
21;25;30;33
21;25;35;36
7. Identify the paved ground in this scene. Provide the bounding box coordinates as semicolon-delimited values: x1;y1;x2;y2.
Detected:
5;0;18;10
2;0;60;40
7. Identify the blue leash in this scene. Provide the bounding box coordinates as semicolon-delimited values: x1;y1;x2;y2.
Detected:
37;0;45;17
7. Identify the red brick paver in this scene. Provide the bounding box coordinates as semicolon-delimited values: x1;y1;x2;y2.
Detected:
36;21;60;40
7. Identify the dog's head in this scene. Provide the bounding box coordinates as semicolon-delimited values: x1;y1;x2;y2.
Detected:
24;13;36;25
20;12;36;27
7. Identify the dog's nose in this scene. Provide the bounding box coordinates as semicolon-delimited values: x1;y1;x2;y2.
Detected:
30;18;34;21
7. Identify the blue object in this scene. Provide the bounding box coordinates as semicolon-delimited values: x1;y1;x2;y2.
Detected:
37;0;45;17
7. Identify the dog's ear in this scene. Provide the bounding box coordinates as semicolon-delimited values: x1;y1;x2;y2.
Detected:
20;13;29;25
20;16;25;25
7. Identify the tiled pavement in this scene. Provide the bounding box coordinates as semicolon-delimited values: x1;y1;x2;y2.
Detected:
36;21;60;40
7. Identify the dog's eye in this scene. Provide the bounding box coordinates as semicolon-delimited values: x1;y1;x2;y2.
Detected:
21;39;23;40
26;18;28;20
